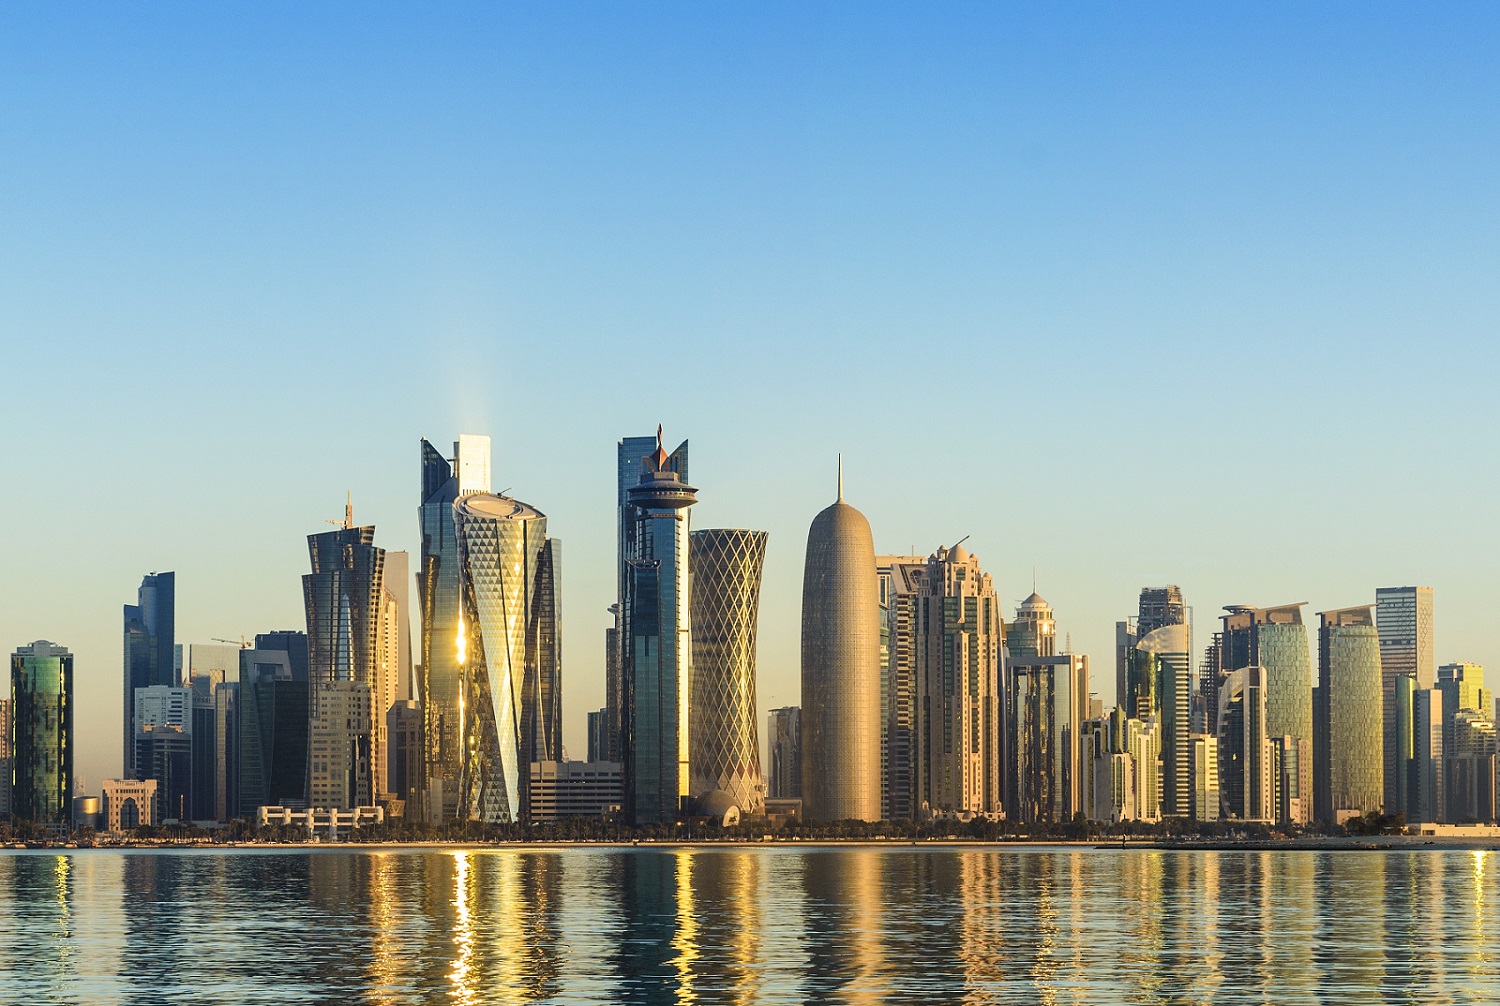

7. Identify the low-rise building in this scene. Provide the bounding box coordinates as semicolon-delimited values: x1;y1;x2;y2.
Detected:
102;779;159;833
528;761;623;822
256;805;384;839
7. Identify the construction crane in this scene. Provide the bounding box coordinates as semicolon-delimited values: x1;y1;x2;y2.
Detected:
212;637;252;649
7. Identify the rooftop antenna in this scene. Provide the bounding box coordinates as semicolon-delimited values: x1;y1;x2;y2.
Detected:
325;491;353;529
837;453;844;502
1033;566;1037;593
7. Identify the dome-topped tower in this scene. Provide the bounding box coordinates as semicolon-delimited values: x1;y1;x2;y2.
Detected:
800;460;881;822
1009;589;1056;660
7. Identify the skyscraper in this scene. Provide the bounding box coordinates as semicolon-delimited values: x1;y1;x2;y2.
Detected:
453;492;563;823
1215;604;1313;823
1009;592;1057;661
383;550;415;700
876;554;925;821
1005;653;1088;823
0;699;11;819
767;706;802;800
123;572;174;778
11;641;73;829
418;434;490;821
1129;623;1192;818
1375;586;1434;814
133;685;192;823
302;509;386;809
236;651;309;815
800;466;881;823
688;528;769;818
387;699;424;812
188;670;224;820
621;431;698;825
612;434;688;765
1315;606;1384;822
1217;666;1276;822
1410;686;1444;824
253;630;309;682
913;543;1004;817
1138;585;1187;635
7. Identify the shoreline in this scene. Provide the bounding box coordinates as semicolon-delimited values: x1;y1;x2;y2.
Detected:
8;836;1500;853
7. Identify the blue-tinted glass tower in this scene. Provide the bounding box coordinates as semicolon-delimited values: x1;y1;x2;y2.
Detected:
622;430;697;825
123;571;174;778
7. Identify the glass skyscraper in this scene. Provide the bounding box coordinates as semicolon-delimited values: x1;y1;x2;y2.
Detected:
612;433;687;766
1315;606;1385;821
1129;623;1193;818
1005;654;1089;823
11;641;73;829
688;528;768;817
1375;586;1435;815
622;432;697;825
123;571;174;778
236;652;310;815
453;492;562;823
303;513;388;809
1215;603;1313;822
418;434;490;821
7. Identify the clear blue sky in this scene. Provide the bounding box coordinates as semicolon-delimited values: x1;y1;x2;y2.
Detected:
3;4;1497;792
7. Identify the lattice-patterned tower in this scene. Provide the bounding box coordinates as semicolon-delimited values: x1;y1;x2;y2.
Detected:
689;528;769;817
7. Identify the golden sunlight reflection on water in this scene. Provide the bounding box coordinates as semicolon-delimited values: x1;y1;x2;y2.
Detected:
0;846;1497;1004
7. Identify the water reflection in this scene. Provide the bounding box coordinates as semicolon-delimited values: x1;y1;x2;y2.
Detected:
0;847;1498;1003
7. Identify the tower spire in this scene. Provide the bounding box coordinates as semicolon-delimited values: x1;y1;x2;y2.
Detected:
837;454;844;502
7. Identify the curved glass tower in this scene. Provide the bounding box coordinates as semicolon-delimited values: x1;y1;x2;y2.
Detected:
454;493;561;823
800;470;881;822
419;434;491;822
688;528;768;817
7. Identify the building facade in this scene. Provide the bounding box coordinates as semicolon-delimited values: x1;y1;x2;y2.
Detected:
11;641;73;828
1128;623;1193;818
612;434;688;768
123;572;175;778
621;432;697;825
876;555;925;821
386;699;424;812
767;706;802;800
418;434;490;822
799;470;881;823
102;778;157;832
454;492;563;823
237;659;310;816
1375;586;1434;815
688;528;768;817
1005;654;1088;823
1008;592;1056;661
528;760;624;822
1315;606;1385;822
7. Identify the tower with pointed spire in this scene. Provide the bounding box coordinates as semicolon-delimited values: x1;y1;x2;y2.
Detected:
800;459;881;822
621;426;698;824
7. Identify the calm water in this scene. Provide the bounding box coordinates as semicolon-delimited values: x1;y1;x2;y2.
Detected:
2;845;1497;1004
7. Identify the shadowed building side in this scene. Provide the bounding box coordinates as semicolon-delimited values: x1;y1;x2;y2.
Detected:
800;469;881;823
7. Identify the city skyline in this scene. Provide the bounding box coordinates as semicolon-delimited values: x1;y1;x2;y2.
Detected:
4;5;1498;794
